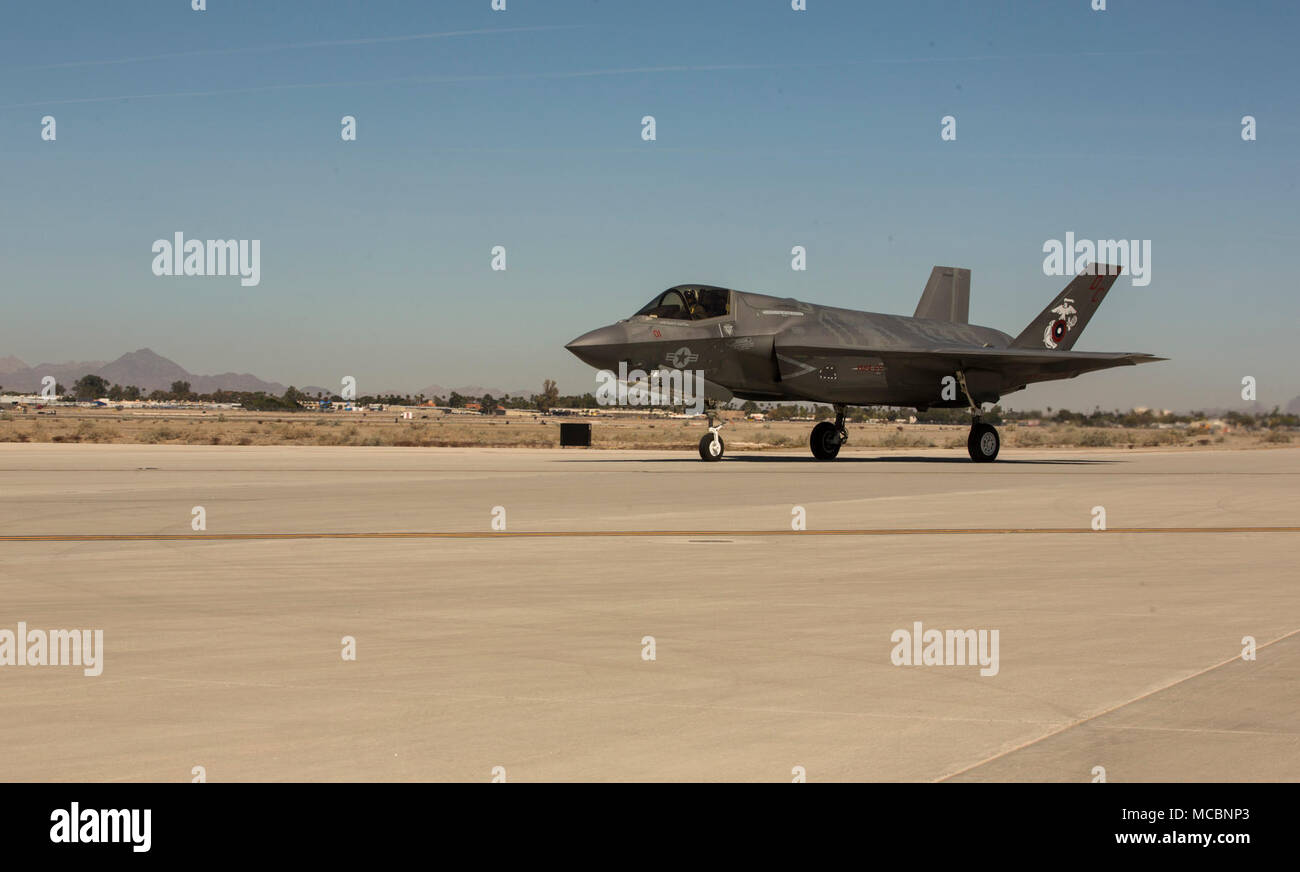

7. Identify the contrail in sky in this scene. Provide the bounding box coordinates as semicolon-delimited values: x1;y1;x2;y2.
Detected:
10;25;583;72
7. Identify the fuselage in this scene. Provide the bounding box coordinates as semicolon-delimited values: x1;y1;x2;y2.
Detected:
566;286;1014;407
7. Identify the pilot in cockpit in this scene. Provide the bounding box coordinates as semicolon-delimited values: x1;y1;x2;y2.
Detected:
635;287;730;320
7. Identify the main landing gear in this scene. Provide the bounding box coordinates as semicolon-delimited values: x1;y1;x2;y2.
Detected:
967;420;1000;463
957;370;1000;463
698;400;725;461
810;405;849;460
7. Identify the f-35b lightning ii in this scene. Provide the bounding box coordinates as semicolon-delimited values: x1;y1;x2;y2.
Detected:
565;264;1165;462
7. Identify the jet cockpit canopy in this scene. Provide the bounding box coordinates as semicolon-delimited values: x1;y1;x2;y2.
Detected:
633;285;731;320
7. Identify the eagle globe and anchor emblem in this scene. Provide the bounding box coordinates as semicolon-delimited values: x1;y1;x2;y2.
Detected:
1042;297;1078;349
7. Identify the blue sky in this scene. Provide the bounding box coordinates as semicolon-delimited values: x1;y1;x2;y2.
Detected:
1;0;1296;409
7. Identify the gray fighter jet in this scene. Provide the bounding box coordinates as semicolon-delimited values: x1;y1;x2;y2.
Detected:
565;264;1165;462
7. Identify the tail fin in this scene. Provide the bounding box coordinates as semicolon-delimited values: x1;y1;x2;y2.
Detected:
914;266;970;322
1010;263;1122;351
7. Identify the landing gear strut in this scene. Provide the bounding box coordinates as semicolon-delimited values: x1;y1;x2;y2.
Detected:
810;405;849;461
698;400;725;461
957;370;1000;463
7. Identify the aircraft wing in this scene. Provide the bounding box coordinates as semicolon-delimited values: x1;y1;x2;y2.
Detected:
774;342;1166;384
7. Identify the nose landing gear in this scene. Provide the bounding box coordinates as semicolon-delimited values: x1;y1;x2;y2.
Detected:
698;428;724;461
698;401;725;461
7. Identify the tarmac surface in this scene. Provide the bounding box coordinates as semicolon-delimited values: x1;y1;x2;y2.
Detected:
1;442;1297;781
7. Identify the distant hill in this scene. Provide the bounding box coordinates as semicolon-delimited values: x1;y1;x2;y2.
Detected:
94;349;192;390
0;355;29;376
1288;396;1300;415
0;348;296;396
0;359;108;392
0;348;535;400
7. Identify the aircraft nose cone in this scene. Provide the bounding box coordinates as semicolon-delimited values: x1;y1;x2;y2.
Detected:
564;328;605;351
565;326;620;368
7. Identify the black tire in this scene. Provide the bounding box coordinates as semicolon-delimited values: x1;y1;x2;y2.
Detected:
967;423;1000;462
810;421;842;460
698;433;724;461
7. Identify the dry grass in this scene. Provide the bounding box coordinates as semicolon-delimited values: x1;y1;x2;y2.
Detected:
0;408;1286;453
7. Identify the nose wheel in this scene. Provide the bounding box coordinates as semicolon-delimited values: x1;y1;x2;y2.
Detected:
698;428;725;461
698;401;725;461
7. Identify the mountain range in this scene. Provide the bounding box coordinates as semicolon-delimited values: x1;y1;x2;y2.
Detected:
0;349;523;399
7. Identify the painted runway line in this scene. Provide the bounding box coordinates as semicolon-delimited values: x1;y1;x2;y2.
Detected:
3;526;1298;542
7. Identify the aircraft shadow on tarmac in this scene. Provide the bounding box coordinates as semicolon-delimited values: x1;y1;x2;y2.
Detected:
561;455;1119;465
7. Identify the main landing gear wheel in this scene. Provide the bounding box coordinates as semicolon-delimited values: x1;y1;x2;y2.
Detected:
967;422;1000;463
699;432;724;461
810;421;842;460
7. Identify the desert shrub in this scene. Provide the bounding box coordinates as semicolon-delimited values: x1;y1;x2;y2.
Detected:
276;423;315;440
1077;429;1114;447
881;430;930;448
143;425;182;443
1015;428;1046;446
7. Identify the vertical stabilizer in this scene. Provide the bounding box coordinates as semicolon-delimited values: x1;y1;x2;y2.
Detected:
1010;263;1122;351
914;266;970;322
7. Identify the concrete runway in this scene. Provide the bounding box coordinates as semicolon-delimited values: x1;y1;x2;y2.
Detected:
1;442;1297;781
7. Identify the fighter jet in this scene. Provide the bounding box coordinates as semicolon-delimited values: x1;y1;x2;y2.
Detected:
565;264;1165;462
